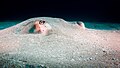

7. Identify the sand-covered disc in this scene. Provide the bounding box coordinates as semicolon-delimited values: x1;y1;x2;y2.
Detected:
0;17;120;68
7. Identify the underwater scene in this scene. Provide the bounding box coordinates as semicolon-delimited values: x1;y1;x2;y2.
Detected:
0;17;120;68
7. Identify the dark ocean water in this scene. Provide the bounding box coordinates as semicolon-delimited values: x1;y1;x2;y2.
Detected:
0;21;21;30
0;20;120;30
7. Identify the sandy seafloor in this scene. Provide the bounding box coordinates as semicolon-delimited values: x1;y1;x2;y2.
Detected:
0;17;120;68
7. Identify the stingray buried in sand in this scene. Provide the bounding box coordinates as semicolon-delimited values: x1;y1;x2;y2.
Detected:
0;17;120;68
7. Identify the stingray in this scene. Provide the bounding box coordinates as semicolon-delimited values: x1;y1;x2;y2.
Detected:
0;17;120;68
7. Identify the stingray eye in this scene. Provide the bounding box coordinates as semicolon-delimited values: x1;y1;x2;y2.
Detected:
39;20;42;24
43;21;45;23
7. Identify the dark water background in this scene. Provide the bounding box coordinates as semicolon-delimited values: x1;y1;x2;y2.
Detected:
0;0;120;30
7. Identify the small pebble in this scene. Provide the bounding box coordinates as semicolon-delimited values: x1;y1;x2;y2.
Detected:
112;58;115;60
71;59;75;61
103;50;106;53
95;53;98;55
89;57;93;60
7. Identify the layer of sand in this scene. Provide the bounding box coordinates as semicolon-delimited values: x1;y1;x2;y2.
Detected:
0;17;120;68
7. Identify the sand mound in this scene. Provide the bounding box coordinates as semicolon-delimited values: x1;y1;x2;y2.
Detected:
0;17;120;68
0;17;74;34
